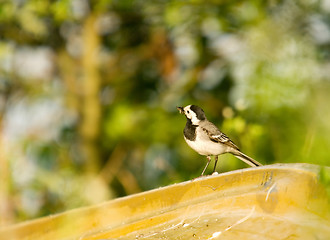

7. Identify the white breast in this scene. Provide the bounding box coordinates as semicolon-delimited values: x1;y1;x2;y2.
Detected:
184;127;229;156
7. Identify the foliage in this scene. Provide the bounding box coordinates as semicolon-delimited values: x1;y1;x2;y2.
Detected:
0;0;329;225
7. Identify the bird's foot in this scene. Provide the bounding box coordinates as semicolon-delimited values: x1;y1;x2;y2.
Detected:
191;175;205;181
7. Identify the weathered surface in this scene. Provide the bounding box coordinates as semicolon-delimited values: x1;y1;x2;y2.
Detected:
1;164;329;240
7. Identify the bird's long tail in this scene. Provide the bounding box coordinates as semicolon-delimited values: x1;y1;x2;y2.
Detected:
232;151;262;167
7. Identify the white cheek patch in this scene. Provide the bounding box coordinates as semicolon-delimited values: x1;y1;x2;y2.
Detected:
190;113;200;125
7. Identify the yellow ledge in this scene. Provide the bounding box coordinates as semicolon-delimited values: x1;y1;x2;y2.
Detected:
1;164;329;240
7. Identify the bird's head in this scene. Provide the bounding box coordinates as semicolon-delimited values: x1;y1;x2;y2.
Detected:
177;105;206;125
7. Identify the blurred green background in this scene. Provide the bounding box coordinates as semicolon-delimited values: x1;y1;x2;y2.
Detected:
0;0;329;226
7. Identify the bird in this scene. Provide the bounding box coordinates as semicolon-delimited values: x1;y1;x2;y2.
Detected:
177;104;262;176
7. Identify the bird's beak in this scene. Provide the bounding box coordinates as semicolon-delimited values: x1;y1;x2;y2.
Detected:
177;106;184;114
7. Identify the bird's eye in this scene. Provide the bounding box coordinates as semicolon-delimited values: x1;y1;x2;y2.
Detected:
187;110;190;114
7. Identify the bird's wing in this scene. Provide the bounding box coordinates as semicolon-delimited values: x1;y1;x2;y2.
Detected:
200;121;239;150
209;132;239;150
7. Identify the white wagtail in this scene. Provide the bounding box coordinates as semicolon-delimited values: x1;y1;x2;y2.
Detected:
177;105;262;175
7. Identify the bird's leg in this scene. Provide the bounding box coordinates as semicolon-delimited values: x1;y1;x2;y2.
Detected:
213;155;218;173
201;156;212;176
